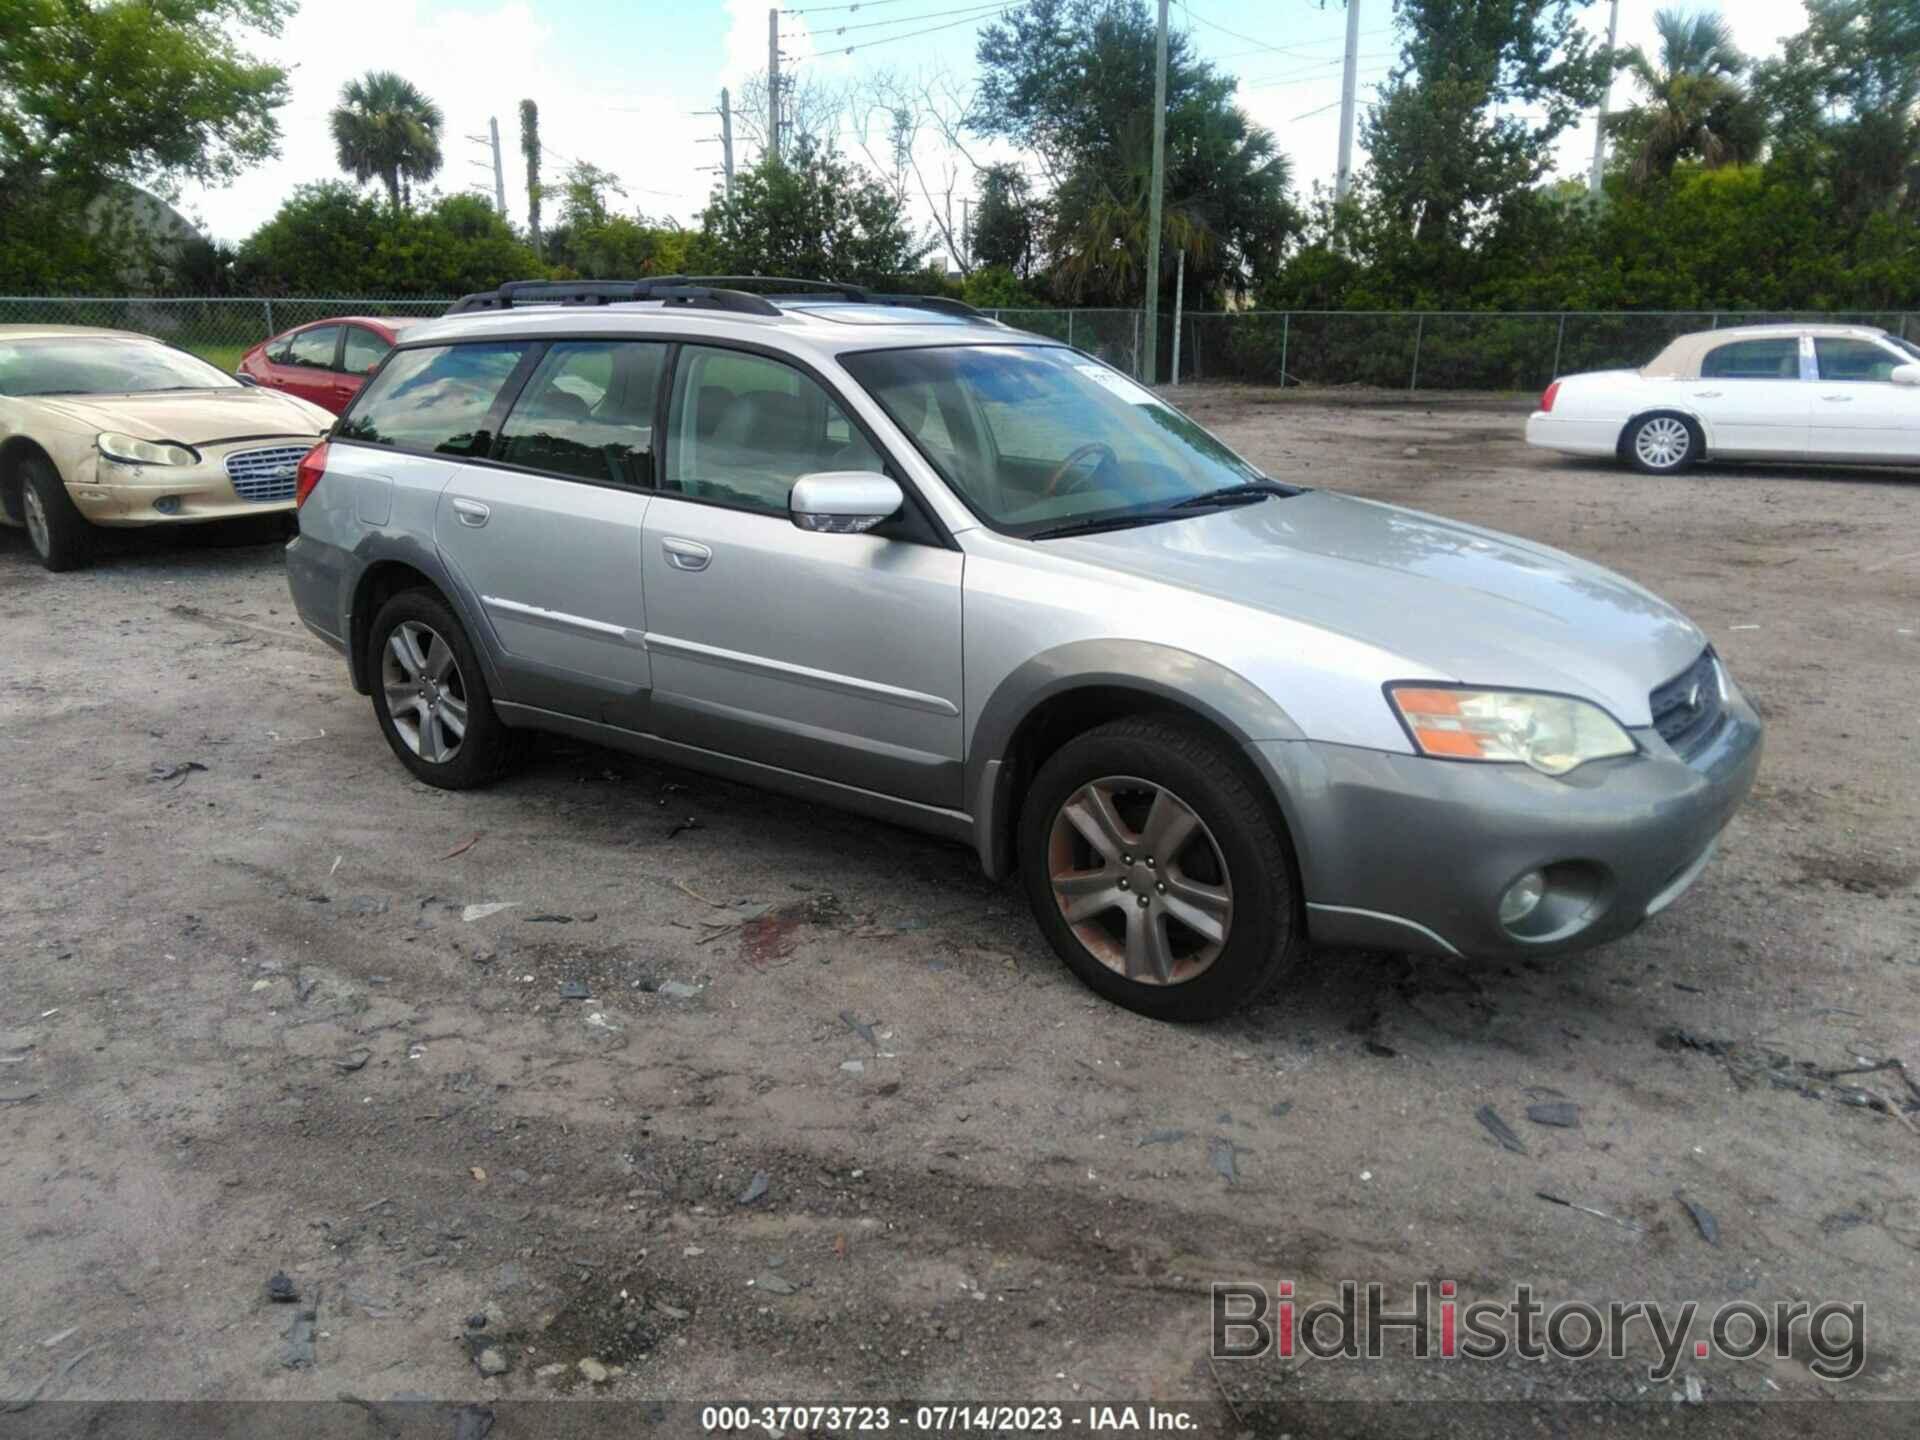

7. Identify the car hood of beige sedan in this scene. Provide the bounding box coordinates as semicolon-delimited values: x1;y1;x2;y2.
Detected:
27;387;330;445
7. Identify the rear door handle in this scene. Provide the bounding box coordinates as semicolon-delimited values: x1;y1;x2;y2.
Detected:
451;497;491;527
1822;394;1854;402
662;537;712;572
1692;389;1723;399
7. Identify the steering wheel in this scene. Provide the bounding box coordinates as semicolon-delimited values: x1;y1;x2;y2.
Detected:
1044;441;1118;497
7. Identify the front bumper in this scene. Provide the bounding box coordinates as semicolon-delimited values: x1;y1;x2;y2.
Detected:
65;446;312;526
1251;690;1763;960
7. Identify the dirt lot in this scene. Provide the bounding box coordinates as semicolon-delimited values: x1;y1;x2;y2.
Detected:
2;388;1916;1431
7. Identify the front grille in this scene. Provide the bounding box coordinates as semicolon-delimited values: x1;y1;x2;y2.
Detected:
224;445;310;504
1649;648;1725;758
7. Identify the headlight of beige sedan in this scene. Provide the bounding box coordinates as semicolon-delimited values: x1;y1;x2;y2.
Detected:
1388;685;1637;776
97;431;200;467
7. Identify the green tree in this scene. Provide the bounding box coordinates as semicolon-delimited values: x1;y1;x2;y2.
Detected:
0;0;293;288
1755;0;1920;221
1363;0;1613;245
329;70;444;211
698;142;930;284
970;164;1039;275
1608;9;1765;184
520;99;543;253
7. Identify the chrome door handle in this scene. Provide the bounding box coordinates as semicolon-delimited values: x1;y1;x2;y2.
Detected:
451;497;491;527
1821;394;1854;402
1692;389;1723;399
662;537;712;571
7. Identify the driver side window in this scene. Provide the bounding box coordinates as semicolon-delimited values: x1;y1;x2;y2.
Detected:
1815;337;1899;383
664;347;883;517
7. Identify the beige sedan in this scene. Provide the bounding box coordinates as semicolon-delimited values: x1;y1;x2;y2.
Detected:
0;325;333;571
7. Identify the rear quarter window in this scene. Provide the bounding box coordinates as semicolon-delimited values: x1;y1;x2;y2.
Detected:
338;342;529;456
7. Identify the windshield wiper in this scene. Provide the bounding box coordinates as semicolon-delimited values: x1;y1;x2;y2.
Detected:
1164;479;1299;511
1028;512;1182;541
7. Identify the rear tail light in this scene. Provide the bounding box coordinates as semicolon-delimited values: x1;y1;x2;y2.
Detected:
1541;380;1562;413
294;441;329;509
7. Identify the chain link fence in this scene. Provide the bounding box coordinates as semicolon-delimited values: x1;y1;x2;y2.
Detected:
7;296;1916;393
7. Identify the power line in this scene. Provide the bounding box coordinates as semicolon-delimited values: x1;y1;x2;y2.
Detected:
1180;0;1343;60
783;0;923;14
1292;98;1346;122
1238;53;1392;89
794;3;1010;59
1204;28;1392;65
807;0;1008;38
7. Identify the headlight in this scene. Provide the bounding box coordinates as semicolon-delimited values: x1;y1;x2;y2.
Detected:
97;432;199;467
1388;685;1636;776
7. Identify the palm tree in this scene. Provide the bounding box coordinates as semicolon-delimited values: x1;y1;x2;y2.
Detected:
329;71;445;211
1609;9;1766;184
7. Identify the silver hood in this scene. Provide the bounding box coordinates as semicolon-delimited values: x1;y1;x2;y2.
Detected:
1049;490;1707;726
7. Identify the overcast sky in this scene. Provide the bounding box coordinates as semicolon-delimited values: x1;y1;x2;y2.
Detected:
177;0;1820;259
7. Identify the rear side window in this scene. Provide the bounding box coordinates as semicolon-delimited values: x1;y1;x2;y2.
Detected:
1815;337;1898;382
339;342;528;456
664;346;883;516
496;341;665;485
342;326;390;375
1699;338;1799;380
288;326;341;369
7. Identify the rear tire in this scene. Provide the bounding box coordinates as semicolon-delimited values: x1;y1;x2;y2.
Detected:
368;589;517;789
1018;716;1304;1021
21;457;91;572
1623;413;1699;475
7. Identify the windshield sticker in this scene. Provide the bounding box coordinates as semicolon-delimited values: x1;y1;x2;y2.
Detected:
1075;364;1164;407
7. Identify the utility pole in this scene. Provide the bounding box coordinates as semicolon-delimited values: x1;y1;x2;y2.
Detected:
961;197;970;270
768;7;782;164
720;87;735;201
1142;0;1169;386
1335;0;1362;202
1588;0;1622;197
1171;248;1186;386
488;116;507;218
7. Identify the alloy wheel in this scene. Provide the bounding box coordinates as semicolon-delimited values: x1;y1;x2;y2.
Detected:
1634;417;1691;470
1046;775;1234;985
380;620;468;764
22;483;50;558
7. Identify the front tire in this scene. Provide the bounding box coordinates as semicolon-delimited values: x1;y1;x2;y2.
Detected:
368;589;516;789
1018;716;1303;1021
1624;413;1699;475
21;457;91;572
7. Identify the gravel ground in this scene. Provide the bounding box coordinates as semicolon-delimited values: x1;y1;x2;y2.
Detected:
1;388;1916;1431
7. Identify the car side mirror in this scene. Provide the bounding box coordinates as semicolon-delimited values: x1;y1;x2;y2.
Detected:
789;473;903;534
234;372;258;386
1892;364;1920;388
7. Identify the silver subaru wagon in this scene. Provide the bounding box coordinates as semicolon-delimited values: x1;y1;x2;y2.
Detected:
285;278;1762;1020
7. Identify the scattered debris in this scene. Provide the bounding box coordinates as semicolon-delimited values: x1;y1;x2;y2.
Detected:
1137;1128;1186;1148
475;1347;508;1377
148;760;207;786
585;1012;623;1034
1269;1102;1293;1120
1536;1191;1643;1233
455;1406;495;1440
466;1313;488;1330
839;1010;878;1049
671;878;731;908
737;1170;770;1206
1363;1040;1398;1059
3;1345;97;1413
281;1298;319;1369
577;1357;610;1383
1677;1192;1720;1246
558;980;593;1001
462;903;519;923
442;835;482;860
40;1329;77;1349
527;913;593;924
754;1274;799;1296
334;1050;371;1074
0;1089;41;1106
840;1060;866;1075
1208;1137;1242;1183
344;895;388;916
1526;1101;1581;1129
657;980;701;1000
470;1167;487;1184
266;1271;300;1303
1475;1105;1527;1154
1684;1374;1704;1404
667;816;701;839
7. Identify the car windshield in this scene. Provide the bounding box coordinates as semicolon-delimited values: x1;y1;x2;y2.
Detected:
1893;336;1920;364
840;344;1287;537
0;338;240;397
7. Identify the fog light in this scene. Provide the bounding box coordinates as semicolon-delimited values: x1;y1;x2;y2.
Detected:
1499;870;1547;928
152;495;181;514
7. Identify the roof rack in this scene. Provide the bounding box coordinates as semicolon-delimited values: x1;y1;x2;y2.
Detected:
444;276;992;322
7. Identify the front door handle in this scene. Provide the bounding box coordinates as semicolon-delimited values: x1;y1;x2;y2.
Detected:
1821;394;1854;402
451;497;491;527
1692;389;1723;399
662;537;712;571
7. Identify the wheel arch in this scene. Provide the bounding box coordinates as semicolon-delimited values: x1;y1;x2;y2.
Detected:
0;435;59;526
1619;406;1710;461
968;641;1306;880
349;555;474;696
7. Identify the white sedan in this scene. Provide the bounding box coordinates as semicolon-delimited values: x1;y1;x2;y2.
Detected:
1526;323;1920;474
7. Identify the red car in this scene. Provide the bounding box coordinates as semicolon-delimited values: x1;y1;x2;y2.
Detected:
236;316;426;415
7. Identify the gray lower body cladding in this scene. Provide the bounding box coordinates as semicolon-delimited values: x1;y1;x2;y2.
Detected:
1251;694;1763;961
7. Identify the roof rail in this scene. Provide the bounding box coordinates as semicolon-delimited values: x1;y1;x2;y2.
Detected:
444;276;991;322
445;278;782;318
